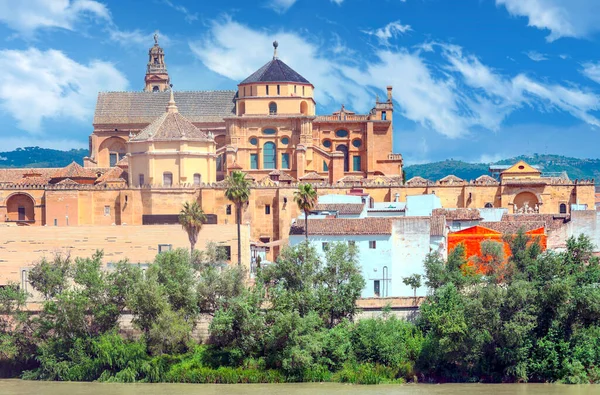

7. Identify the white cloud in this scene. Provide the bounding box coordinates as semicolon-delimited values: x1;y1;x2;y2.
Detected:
0;48;128;133
266;0;297;13
163;0;198;23
190;18;600;139
525;51;548;62
496;0;600;41
0;0;110;36
330;0;344;4
582;62;600;84
109;29;171;48
362;21;411;46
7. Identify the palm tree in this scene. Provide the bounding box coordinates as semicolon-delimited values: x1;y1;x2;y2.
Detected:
178;201;206;255
225;171;251;266
294;183;318;240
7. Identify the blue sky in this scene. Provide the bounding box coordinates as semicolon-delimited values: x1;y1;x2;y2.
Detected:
1;0;600;164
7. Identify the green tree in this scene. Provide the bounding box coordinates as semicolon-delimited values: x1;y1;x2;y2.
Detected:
293;183;318;240
178;201;206;254
402;274;422;298
27;254;71;300
225;171;251;267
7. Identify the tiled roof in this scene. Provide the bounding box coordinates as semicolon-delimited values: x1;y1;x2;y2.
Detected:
290;217;394;236
299;172;325;181
56;178;79;185
268;170;295;182
130;110;213;142
479;221;546;234
51;162;98;179
314;203;365;215
229;162;243;170
93;91;236;125
338;175;365;183
501;213;568;231
240;58;310;84
438;175;463;184
96;167;128;185
0;168;59;184
433;208;482;221
14;175;49;185
475;175;499;185
430;215;447;236
406;176;431;186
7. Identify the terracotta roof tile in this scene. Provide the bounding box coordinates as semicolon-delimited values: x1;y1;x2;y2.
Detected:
56;178;79;185
94;91;236;125
0;168;59;184
290;217;394;236
406;176;431;186
299;172;325;181
130;110;213;142
475;175;499;185
479;221;546;234
314;203;365;215
501;213;568;231
96;167;128;185
51;162;98;179
430;215;446;236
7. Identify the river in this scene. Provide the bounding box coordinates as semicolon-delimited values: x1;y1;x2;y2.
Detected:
0;380;599;395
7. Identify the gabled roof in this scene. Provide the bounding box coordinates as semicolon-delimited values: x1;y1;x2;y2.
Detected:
438;175;463;184
56;178;79;185
501;160;541;176
314;203;365;215
130;96;213;142
475;175;499;184
405;176;431;186
240;58;310;85
290;218;394;236
51;162;98;179
299;172;325;181
93;91;236;125
432;208;482;221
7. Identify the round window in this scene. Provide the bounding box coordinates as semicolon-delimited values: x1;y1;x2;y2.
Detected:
352;139;362;148
250;137;258;146
322;139;332;148
263;128;276;135
335;129;348;138
281;137;289;145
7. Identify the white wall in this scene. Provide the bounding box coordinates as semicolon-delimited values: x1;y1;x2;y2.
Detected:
289;234;394;298
391;217;431;296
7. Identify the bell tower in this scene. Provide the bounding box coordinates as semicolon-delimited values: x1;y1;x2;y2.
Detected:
144;32;170;92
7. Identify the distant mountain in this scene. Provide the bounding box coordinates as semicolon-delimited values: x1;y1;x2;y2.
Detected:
0;147;87;168
404;154;600;181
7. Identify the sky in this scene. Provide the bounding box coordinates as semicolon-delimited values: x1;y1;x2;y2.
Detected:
0;0;600;164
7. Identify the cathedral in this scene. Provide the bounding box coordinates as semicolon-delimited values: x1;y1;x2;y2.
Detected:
86;38;403;185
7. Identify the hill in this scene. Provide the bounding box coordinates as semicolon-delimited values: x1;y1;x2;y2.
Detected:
404;154;600;181
0;147;87;168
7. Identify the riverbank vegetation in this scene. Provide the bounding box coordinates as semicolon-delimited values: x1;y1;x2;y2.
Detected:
1;232;600;384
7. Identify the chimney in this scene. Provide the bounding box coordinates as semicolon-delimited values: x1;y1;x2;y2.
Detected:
386;86;393;102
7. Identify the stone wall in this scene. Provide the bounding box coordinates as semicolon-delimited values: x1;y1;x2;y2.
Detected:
0;224;250;285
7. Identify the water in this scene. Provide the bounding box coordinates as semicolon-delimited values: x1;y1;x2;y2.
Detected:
0;380;599;395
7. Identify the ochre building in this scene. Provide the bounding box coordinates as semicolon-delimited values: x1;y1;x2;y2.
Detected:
0;38;595;267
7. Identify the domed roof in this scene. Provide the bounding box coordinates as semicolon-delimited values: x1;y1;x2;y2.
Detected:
240;41;310;85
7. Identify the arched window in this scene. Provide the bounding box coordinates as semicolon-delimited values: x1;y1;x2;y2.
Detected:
300;101;308;115
163;172;173;187
193;173;201;186
484;203;493;208
238;101;245;116
153;86;159;92
336;144;349;172
269;102;277;115
263;142;277;169
559;203;567;214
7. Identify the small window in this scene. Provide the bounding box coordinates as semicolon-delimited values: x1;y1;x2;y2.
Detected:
217;246;232;261
163;172;173;187
138;174;144;186
352;139;362;148
158;244;172;254
250;137;258;145
193;173;201;186
294;85;297;94
302;86;305;96
263;128;277;135
281;153;290;169
266;85;269;95
265;204;271;215
104;206;110;216
323;160;329;171
484;202;493;208
153;86;159;92
250;154;258;170
369;240;376;249
322;242;329;251
322;139;332;148
560;203;567;214
381;111;387;120
277;85;280;95
353;155;361;172
243;87;246;96
281;137;289;145
54;219;58;226
336;130;349;138
269;102;277;115
518;165;525;170
226;205;232;215
374;280;380;297
109;153;118;167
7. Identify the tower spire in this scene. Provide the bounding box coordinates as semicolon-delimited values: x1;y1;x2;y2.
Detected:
144;32;170;92
273;40;279;59
166;84;178;113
